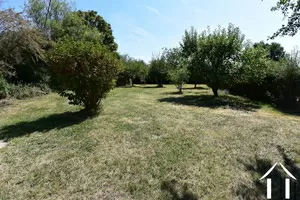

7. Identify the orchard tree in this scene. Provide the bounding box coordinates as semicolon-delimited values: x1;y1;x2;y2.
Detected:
168;65;190;94
77;10;118;52
149;53;168;87
163;47;190;93
180;27;202;88
163;47;182;69
195;24;245;97
47;39;120;114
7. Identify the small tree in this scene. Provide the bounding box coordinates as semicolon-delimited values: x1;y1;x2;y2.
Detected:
120;55;148;86
168;65;190;93
47;39;120;114
195;24;245;97
149;53;168;87
180;27;202;88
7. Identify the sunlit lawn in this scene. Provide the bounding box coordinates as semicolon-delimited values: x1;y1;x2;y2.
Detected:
1;85;300;199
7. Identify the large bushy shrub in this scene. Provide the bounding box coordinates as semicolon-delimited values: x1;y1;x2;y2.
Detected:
47;39;120;114
230;48;300;109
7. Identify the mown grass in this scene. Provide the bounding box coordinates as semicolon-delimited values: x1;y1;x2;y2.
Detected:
1;85;300;199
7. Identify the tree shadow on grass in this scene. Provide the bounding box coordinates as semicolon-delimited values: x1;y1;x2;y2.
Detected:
161;180;199;200
133;85;163;89
0;111;91;141
277;109;300;117
159;94;261;111
236;146;300;200
182;86;209;90
163;91;184;95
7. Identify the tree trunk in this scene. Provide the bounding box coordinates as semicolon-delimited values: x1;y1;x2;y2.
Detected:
157;80;163;88
129;78;133;87
194;84;197;89
212;88;219;97
177;84;183;94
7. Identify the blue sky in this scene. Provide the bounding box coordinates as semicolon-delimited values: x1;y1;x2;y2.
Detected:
3;0;300;62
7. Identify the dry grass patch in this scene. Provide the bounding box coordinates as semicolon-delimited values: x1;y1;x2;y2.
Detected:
0;85;300;199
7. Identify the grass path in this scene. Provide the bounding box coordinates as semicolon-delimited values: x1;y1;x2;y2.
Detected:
1;85;300;199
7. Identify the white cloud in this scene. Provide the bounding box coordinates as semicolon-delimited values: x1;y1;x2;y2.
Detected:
130;25;155;40
143;5;161;16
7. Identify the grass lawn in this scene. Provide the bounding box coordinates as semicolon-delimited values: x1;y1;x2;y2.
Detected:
1;85;300;199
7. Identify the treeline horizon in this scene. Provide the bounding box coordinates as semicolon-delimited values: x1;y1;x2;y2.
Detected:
1;0;300;113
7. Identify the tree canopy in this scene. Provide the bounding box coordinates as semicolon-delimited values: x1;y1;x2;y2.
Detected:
76;10;118;52
26;0;74;39
0;8;47;80
195;24;245;97
253;41;285;61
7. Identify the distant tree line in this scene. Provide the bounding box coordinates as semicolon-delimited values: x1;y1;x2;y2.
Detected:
139;23;300;110
1;0;300;113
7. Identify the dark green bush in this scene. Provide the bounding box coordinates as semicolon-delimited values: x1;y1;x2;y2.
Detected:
47;39;120;114
0;75;9;99
230;56;300;109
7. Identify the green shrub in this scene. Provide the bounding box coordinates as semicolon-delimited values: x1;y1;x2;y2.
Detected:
7;84;50;99
0;75;9;99
47;39;120;114
168;66;190;93
230;50;300;109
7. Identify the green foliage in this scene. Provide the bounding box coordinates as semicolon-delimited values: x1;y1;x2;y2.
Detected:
47;39;120;114
26;0;74;39
231;47;300;109
163;47;182;69
0;8;48;83
53;12;104;43
270;0;300;38
180;27;198;58
119;55;148;86
180;27;203;86
239;45;271;84
275;50;300;108
168;66;190;93
195;24;245;97
76;10;118;52
0;74;8;99
163;47;190;92
254;41;285;61
149;53;168;87
7;83;50;99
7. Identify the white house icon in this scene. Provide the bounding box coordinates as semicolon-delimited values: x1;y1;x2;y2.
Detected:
260;162;297;199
